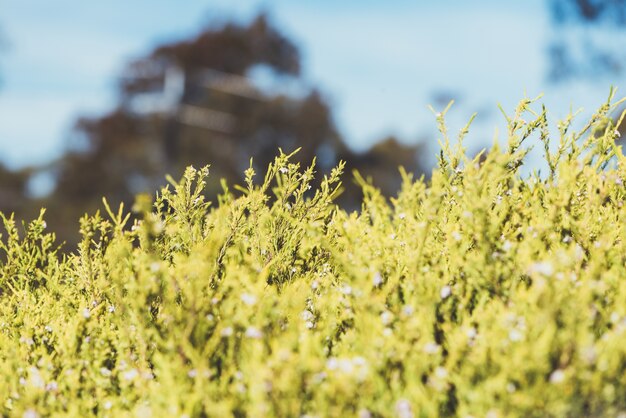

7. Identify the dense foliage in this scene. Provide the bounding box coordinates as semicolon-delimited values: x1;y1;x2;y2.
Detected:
2;93;626;417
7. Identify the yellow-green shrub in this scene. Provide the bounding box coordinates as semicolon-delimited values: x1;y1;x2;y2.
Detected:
2;92;626;417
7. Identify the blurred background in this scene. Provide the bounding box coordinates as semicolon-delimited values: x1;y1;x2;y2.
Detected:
1;0;626;247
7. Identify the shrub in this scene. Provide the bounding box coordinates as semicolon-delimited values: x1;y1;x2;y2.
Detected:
2;92;626;417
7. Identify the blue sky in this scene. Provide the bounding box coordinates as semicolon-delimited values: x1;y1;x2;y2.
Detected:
0;0;621;169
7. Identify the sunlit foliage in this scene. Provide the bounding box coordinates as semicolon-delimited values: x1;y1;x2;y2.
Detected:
2;92;626;417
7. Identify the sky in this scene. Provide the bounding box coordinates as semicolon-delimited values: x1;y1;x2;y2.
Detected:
0;0;622;170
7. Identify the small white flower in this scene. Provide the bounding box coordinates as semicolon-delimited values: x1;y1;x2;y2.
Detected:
353;356;367;367
245;327;263;339
99;367;111;377
20;336;34;346
41;221;47;229
82;308;91;319
440;285;451;300
434;367;448;379
103;401;113;410
506;382;516;393
383;328;393;337
150;262;161;273
108;305;116;313
301;310;314;322
485;410;499;418
28;367;44;389
423;342;440;354
311;280;320;290
549;369;565;384
398;212;406;220
508;329;523;342
240;293;257;306
123;369;139;381
372;272;383;286
279;167;288;174
22;409;39;418
502;240;512;252
221;327;234;337
395;399;413;418
528;261;554;277
581;346;597;364
380;311;394;325
358;408;372;418
402;305;414;317
340;285;352;296
44;325;53;333
451;231;462;242
187;369;197;378
610;312;621;323
466;327;477;339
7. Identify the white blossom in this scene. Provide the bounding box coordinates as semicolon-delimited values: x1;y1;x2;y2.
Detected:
22;409;39;418
301;310;314;322
358;409;372;418
240;293;257;306
528;261;554;277
340;285;352;296
395;399;413;418
440;285;451;300
372;272;383;287
82;308;91;319
245;327;263;339
549;369;565;384
508;329;523;342
380;311;394;325
466;327;477;339
123;369;139;381
402;305;414;317
423;342;440;354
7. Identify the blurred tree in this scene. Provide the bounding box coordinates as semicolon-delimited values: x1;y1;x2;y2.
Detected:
548;0;626;81
42;13;425;246
0;163;31;217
